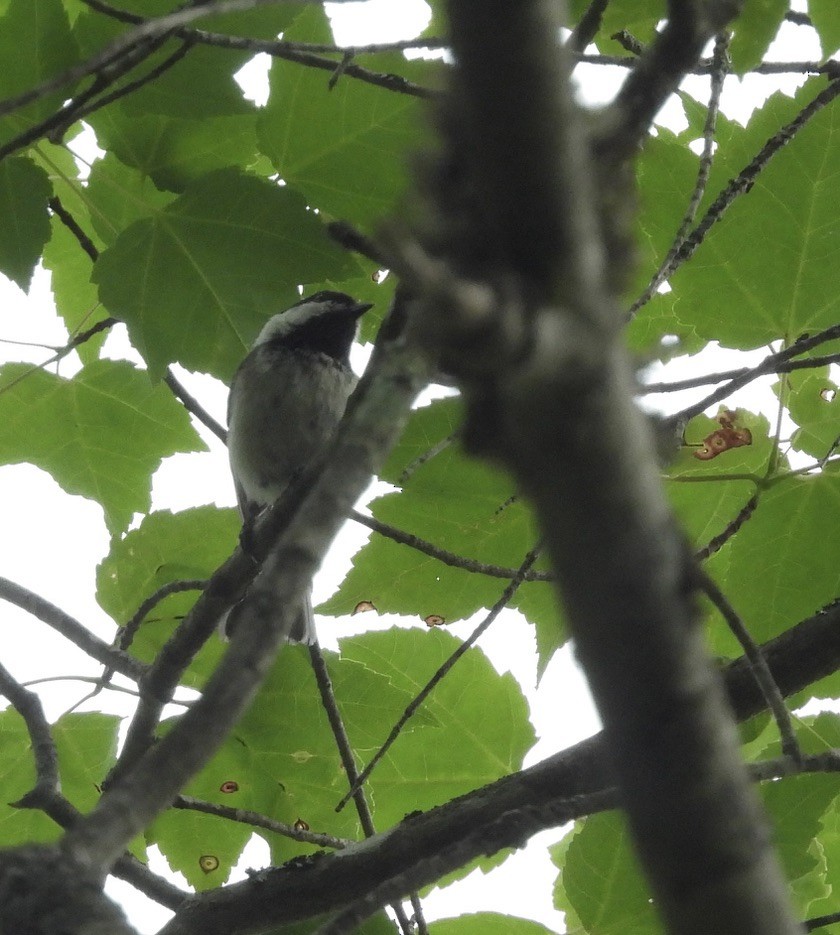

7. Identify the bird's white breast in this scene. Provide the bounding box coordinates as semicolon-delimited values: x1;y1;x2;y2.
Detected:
227;345;357;513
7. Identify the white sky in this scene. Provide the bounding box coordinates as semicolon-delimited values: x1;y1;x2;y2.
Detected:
0;2;823;932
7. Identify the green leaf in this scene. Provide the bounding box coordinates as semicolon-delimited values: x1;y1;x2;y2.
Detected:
338;629;535;830
553;812;663;935
775;369;840;460
96;506;239;685
155;635;440;870
669;80;840;349
567;0;665;50
34;143;111;361
89;110;260;193
808;748;840;927
810;0;840;58
92;169;362;380
0;157;52;289
85;154;174;245
0;0;81;149
706;474;840;649
194;3;303;39
73;10;252;119
0;711;120;848
431;914;557;935
97;506;238;625
148;733;253;888
0;359;205;533
171;630;531;872
42;215;109;364
728;0;788;73
240;639;441;845
257;5;435;227
760;775;839;901
625;293;701;359
320;399;544;627
631;131;702;300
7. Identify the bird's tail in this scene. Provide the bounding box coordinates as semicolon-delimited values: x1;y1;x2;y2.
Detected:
219;590;316;644
289;591;317;644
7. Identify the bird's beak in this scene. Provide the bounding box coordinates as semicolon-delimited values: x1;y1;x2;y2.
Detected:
352;302;374;319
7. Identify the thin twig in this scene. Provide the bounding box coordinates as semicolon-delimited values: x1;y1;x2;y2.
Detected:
397;431;456;484
0;663;60;805
174;795;350;850
819;432;840;469
806;910;840;932
575;52;838;76
630;31;729;316
611;29;644;55
308;642;376;836
0;34;171;162
669;324;840;426
669;78;840;280
327;221;387;266
328;51;354;91
120;579;209;652
62;0;435;111
694;493;759;561
785;11;812;27
642;351;840;394
49;197;98;262
351;510;553;581
164;371;228;443
21;675;146;698
697;568;801;764
0;576;146;681
336;545;542;812
51;38;196;140
308;641;421;935
81;577;209;713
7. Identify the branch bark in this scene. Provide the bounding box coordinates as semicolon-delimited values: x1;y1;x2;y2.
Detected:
403;1;804;933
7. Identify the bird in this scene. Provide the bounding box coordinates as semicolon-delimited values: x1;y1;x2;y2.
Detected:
224;290;373;643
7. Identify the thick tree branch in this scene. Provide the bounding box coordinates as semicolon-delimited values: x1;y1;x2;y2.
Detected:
0;662;188;914
159;781;614;935
0;663;61;808
407;0;802;933
567;0;611;53
596;0;743;161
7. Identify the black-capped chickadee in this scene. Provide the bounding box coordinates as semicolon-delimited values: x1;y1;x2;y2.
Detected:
224;291;373;643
